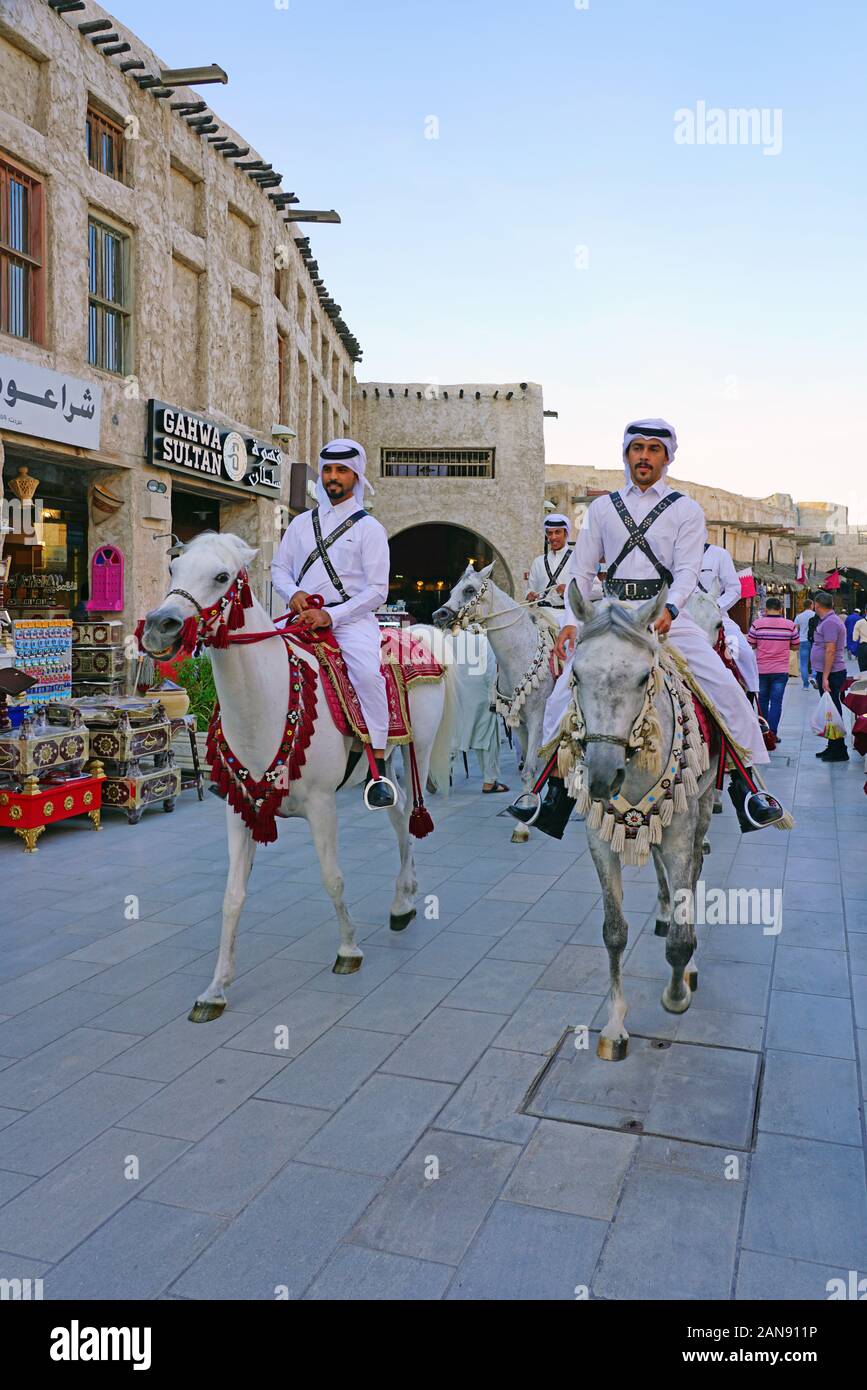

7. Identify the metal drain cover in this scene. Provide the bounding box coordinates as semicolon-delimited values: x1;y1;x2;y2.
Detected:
523;1029;763;1151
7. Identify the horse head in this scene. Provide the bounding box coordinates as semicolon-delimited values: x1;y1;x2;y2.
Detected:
566;579;666;801
140;530;258;659
432;562;496;629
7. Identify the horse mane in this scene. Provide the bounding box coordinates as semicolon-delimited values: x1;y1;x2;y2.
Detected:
578;599;658;653
182;530;258;571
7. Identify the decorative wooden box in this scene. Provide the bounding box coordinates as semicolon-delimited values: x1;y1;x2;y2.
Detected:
72;621;125;647
99;763;180;824
72;646;127;679
0;772;103;852
0;711;89;781
48;700;172;774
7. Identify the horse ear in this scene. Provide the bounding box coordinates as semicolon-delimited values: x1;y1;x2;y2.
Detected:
634;585;669;630
567;579;592;624
477;562;495;581
709;576;721;603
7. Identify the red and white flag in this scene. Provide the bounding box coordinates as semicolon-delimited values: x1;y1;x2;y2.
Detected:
738;567;756;599
796;552;806;583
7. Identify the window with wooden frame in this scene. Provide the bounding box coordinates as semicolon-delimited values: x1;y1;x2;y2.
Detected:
88;216;131;374
0;156;45;344
86;104;125;183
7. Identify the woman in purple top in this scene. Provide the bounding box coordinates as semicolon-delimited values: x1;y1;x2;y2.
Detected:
810;591;849;762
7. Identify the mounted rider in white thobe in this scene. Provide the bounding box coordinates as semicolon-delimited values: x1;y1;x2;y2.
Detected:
271;438;395;808
699;541;760;695
526;514;575;631
511;419;783;838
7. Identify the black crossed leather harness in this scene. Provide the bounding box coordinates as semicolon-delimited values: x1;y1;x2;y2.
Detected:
539;543;574;608
297;506;367;605
603;490;683;600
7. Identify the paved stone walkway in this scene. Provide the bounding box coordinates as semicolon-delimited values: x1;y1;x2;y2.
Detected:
0;680;865;1300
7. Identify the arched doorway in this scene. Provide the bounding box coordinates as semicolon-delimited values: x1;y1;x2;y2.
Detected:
388;523;512;622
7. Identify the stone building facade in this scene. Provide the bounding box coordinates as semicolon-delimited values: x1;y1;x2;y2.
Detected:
353;382;546;616
0;0;358;632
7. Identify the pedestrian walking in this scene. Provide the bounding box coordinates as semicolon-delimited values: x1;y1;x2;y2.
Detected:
747;596;800;737
845;607;862;662
853;607;867;672
793;600;814;688
450;635;508;794
811;591;849;762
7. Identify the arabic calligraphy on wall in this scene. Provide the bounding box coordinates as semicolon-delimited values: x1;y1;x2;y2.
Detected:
0;354;102;450
146;400;282;499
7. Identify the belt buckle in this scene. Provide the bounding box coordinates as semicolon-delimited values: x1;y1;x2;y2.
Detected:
623;581;639;599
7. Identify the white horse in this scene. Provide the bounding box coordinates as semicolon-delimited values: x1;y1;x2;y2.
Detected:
432;564;555;837
140;532;457;1021
564;582;717;1060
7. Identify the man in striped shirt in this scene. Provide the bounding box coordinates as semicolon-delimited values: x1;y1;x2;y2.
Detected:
747;598;799;737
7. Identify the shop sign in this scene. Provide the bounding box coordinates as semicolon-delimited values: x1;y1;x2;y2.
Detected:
146;400;283;499
0;354;102;450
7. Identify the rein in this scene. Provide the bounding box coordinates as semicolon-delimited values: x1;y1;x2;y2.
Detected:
450;578;543;634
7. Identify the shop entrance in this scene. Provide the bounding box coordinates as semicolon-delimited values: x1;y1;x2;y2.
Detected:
388;522;512;623
171;488;221;545
1;451;89;618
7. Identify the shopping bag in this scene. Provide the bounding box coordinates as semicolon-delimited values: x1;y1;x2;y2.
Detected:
810;691;845;741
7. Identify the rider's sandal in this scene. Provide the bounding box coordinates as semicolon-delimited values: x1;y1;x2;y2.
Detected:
482;782;510;794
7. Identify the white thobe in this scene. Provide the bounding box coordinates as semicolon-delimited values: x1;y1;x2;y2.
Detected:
700;543;759;693
542;480;768;764
527;545;573;630
271;498;390;746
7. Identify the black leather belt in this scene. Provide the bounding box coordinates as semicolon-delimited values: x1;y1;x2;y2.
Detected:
603;578;665;600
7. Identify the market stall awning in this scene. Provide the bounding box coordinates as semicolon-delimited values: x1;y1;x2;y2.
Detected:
751;561;806;589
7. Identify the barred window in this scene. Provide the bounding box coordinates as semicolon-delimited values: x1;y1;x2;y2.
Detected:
88;217;131;374
0;156;45;343
381;447;495;479
86;105;125;182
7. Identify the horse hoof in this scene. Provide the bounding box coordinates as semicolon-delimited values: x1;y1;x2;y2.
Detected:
684;967;698;991
702;839;711;855
661;983;692;1015
654;919;670;937
188;999;226;1023
332;953;363;974
389;909;416;932
511;824;530;843
597;1034;629;1061
712;802;723;814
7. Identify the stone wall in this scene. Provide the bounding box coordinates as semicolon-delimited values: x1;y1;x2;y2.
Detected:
0;0;358;624
353;383;547;593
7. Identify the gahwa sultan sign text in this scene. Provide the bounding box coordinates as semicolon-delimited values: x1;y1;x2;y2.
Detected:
146;400;282;498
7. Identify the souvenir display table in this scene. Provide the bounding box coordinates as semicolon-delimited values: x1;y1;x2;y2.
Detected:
0;769;104;852
47;696;182;824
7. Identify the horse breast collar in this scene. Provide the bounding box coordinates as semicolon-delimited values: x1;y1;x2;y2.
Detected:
605;490;683;588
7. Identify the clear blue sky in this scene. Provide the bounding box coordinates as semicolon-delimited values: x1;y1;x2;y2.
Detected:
110;0;866;517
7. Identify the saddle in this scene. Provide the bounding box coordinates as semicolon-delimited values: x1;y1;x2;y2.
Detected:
284;624;443;745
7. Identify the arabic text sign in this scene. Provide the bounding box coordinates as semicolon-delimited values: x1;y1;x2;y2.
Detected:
146;400;283;499
0;354;102;450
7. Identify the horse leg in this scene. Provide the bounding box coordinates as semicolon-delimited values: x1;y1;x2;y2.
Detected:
588;834;630;1060
660;824;698;1014
511;720;531;842
388;746;418;931
682;782;715;991
306;789;363;974
189;806;256;1022
652;844;671;937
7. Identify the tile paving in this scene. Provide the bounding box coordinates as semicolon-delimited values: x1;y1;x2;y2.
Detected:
0;681;865;1299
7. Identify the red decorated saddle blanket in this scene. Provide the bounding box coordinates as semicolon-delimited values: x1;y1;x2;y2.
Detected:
285;626;443;744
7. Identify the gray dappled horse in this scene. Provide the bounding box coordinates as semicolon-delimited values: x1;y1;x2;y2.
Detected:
564;581;716;1059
